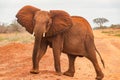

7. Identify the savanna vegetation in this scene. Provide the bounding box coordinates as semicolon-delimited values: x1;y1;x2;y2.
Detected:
0;20;25;33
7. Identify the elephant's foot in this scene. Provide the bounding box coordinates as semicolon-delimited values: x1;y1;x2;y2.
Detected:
56;72;62;76
63;71;74;77
30;69;39;74
96;72;104;80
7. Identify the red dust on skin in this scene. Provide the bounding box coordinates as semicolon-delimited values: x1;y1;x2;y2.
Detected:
0;31;120;80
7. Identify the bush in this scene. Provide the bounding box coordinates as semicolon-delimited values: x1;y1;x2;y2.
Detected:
0;26;7;33
110;24;120;29
93;24;120;30
0;25;25;33
93;26;108;30
6;25;25;33
0;20;25;33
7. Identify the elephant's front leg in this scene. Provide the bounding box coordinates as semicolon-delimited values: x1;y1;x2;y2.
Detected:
30;38;48;74
52;48;61;75
64;54;77;77
52;35;63;75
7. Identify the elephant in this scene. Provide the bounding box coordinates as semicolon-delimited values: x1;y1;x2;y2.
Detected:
16;5;105;80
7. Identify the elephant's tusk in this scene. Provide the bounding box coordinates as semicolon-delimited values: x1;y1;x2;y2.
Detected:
32;32;35;37
43;32;46;37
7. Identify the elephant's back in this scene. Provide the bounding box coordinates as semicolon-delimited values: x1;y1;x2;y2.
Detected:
71;16;93;34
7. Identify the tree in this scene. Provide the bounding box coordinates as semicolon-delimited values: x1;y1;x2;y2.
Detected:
8;19;25;32
93;18;109;28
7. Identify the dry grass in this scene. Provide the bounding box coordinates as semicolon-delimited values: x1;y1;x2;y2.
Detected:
0;32;34;46
101;28;120;37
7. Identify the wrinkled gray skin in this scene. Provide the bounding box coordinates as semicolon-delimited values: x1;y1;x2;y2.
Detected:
16;6;104;80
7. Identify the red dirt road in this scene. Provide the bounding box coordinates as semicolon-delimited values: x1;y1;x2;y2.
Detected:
0;31;120;80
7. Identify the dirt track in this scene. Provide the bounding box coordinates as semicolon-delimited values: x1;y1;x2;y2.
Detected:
0;30;120;80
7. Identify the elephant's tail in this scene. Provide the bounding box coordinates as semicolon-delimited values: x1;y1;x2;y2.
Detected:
95;46;105;68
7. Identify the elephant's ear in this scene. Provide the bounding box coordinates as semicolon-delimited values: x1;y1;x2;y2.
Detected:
16;5;40;34
46;10;73;37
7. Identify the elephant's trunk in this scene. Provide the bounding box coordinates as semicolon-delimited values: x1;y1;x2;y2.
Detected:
32;25;46;69
33;24;46;51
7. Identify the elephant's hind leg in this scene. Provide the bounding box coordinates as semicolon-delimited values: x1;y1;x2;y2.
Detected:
64;54;77;77
86;51;104;80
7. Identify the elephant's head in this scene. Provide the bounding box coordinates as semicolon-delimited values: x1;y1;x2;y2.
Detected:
16;5;40;34
16;5;73;38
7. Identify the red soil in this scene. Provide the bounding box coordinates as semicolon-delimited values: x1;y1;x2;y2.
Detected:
0;31;120;80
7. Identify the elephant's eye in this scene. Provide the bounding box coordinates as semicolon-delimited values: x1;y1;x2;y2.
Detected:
47;19;52;25
33;19;36;26
47;20;49;24
47;20;50;24
46;20;49;27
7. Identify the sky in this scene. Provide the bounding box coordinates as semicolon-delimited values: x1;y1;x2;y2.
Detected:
0;0;120;27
